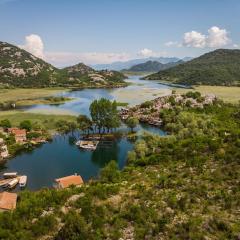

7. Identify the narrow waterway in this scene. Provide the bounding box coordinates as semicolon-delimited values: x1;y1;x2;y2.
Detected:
0;76;171;190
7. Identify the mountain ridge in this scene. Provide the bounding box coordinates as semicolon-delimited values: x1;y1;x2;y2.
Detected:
0;41;127;88
123;60;184;72
144;49;240;86
92;56;189;71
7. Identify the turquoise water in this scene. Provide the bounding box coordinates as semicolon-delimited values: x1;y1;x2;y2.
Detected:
0;76;169;190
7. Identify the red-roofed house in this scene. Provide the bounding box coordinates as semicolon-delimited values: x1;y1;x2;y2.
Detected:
0;192;17;211
8;128;27;143
54;174;84;189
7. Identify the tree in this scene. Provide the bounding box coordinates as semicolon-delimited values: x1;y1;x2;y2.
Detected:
19;120;32;131
77;115;92;134
67;121;77;135
90;98;120;134
126;117;139;132
100;160;120;183
0;119;11;128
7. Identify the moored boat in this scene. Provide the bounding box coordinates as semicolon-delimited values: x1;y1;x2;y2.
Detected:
7;178;19;189
77;140;99;150
0;179;12;187
19;175;27;188
3;172;18;178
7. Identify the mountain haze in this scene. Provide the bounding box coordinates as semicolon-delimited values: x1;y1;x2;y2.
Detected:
92;57;181;71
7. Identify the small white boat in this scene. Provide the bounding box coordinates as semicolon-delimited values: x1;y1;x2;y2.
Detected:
7;178;19;189
19;175;27;188
78;140;99;150
3;172;18;178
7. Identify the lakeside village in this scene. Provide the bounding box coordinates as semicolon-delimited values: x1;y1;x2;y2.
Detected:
0;91;217;212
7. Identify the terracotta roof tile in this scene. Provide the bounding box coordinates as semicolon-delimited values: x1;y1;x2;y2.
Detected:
0;192;17;210
55;175;83;188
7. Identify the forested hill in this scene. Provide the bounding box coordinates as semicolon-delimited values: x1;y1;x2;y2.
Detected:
144;49;240;86
0;41;126;88
123;60;183;72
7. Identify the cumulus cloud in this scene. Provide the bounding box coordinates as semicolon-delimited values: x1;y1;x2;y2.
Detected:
19;34;45;59
18;34;132;66
207;26;230;48
183;31;206;48
183;26;230;48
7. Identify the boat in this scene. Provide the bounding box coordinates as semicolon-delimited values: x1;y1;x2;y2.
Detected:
77;140;99;150
19;175;27;188
0;179;12;187
7;178;19;189
3;172;18;178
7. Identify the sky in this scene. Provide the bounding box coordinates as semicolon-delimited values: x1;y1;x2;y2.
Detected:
0;0;239;66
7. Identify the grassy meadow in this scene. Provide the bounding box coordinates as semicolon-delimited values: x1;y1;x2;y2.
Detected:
0;88;67;102
0;111;77;130
174;85;240;103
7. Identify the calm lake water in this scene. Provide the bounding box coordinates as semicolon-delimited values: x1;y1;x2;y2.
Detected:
0;76;171;190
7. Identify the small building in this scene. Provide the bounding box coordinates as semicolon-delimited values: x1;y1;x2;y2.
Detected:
54;174;84;189
0;145;9;158
0;192;17;211
8;128;27;143
0;138;9;159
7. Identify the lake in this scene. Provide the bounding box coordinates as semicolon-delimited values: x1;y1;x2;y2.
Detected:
0;76;171;190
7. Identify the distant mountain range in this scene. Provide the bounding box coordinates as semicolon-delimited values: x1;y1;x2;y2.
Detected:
92;56;192;71
123;60;184;73
0;42;126;88
144;49;240;86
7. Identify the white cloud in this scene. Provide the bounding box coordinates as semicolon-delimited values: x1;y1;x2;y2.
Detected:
138;48;167;58
165;41;179;47
207;26;230;48
183;26;230;48
183;31;206;48
19;34;45;59
233;44;239;48
138;48;155;57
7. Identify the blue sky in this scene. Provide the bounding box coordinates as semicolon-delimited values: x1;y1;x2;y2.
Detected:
0;0;239;66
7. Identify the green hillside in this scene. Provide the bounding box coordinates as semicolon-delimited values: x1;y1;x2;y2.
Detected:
0;42;126;88
144;49;240;86
124;60;183;72
0;101;239;239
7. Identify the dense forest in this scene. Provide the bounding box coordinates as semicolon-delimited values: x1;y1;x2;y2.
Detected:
0;42;126;88
0;97;239;239
144;49;240;86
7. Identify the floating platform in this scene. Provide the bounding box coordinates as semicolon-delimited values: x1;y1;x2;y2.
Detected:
76;140;99;150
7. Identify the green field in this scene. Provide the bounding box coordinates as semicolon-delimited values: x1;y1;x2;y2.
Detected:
0;88;67;102
174;85;240;103
0;111;77;130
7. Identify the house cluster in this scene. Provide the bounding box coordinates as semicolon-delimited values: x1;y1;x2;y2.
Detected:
120;93;216;127
8;128;27;143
